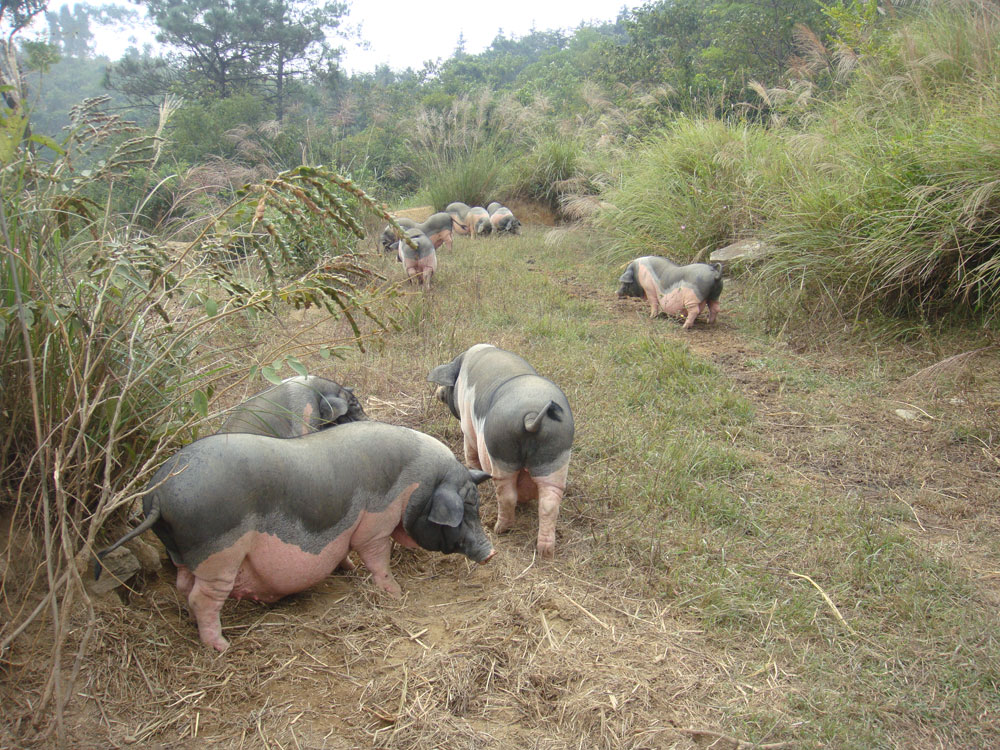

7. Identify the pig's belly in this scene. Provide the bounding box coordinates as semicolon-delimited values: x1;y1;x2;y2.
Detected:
658;286;704;316
230;531;351;603
427;229;450;248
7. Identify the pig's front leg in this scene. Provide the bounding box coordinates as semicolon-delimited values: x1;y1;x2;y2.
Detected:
682;299;706;329
356;536;402;598
464;433;482;470
647;293;661;318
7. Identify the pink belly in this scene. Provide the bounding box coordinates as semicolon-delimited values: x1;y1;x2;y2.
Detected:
427;229;451;248
229;531;351;602
658;287;704;316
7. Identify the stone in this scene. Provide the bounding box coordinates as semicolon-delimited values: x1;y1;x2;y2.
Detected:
709;239;773;265
88;546;140;596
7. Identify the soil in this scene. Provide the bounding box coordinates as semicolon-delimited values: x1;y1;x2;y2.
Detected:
3;225;998;749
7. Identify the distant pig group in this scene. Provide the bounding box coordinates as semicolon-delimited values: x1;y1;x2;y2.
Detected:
380;202;520;288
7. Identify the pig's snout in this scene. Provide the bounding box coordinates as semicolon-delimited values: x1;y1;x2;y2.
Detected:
479;548;496;564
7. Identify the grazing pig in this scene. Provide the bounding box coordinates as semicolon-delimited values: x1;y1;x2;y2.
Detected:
617;256;723;328
380;212;453;253
446;202;493;237
428;344;574;558
379;218;418;252
486;202;521;234
219;375;367;438
95;422;495;651
398;228;438;286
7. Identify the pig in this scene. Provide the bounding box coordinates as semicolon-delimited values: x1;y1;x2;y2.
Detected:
379;217;417;252
617;256;723;328
486;202;521;235
428;344;574;558
380;212;453;253
398;227;438;286
94;422;495;652
218;375;367;438
446;202;493;237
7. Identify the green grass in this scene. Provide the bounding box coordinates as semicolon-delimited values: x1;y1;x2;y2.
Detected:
351;223;1000;747
598;1;1000;327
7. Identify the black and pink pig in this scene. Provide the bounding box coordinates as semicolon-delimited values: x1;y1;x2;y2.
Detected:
617;256;723;328
428;344;574;558
96;422;494;651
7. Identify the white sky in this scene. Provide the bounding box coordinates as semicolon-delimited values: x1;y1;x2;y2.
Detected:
33;1;635;74
341;0;633;73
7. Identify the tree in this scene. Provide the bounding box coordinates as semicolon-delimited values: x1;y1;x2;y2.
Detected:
257;0;346;120
134;0;346;117
141;0;270;97
45;3;95;57
1;0;47;36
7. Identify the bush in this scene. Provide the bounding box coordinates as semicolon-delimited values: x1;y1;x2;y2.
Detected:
596;117;769;264
420;148;505;209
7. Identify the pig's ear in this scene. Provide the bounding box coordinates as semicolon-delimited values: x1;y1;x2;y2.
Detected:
318;395;349;423
427;359;460;386
468;469;491;485
428;486;464;527
618;263;635;284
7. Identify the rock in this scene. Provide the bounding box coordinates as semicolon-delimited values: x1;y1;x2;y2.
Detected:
894;408;921;422
126;537;163;574
710;239;773;265
87;546;140;596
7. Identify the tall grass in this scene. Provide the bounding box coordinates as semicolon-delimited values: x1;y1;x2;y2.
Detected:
407;91;619;213
758;0;1000;320
0;98;395;744
598;0;1000;324
597;118;771;264
420;148;505;210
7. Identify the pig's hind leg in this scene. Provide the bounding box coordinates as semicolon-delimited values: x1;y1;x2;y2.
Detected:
188;571;239;652
707;299;720;324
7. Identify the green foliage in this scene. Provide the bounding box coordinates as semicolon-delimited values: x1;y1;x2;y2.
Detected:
598;117;768;263
598;0;831;109
420;148;503;210
166;92;271;164
505;137;583;210
755;1;1000;321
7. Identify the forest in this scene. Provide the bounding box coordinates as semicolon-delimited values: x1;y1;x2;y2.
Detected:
2;1;999;747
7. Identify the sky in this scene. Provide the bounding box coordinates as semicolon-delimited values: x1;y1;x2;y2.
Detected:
34;0;636;74
340;0;634;73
